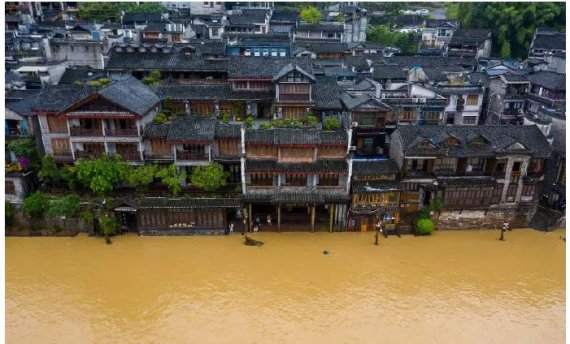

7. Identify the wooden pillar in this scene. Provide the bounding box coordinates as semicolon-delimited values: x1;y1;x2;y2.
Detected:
248;204;252;232
310;205;316;232
329;204;335;233
277;205;281;232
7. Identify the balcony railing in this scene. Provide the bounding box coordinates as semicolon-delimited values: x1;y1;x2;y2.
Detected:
493;171;506;179
6;128;29;138
53;154;74;163
278;94;311;102
176;151;208;161
433;165;456;176
405;170;434;178
145;153;175;161
70;127;103;137
107;128;139;137
74;150;104;159
110;151;142;161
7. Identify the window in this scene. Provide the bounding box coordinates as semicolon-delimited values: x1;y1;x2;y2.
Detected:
512;162;521;172
462;116;477;125
522;184;538;197
6;181;16;195
424;111;441;121
47;116;68;133
318;175;338;186
51;139;71;155
283;173;307;186
466;95;479;105
358;114;376;126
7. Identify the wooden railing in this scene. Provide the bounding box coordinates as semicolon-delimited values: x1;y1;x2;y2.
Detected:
110;152;142;161
70;127;103;137
74;150;104;159
176;151;208;161
107;128;138;137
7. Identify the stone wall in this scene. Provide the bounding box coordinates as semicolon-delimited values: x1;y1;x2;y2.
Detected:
8;207;92;234
435;202;538;230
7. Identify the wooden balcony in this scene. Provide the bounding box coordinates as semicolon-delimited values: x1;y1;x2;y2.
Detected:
404;170;433;178
107;128;139;137
70;127;103;137
53;154;74;163
279;94;311;102
176;151;208;161
145;153;175;161
110;151;142;162
433;165;456;176
74;150;104;159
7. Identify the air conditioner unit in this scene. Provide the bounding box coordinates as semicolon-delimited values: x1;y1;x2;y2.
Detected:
351;121;359;127
381;93;386;99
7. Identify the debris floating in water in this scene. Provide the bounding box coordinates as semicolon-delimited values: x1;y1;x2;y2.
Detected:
323;250;329;255
244;236;264;246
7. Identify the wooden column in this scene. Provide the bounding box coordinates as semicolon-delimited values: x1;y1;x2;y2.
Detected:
310;205;316;232
329;204;335;233
248;204;252;232
277;205;281;232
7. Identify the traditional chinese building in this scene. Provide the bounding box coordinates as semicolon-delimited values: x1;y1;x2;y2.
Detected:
242;128;350;231
390;125;552;229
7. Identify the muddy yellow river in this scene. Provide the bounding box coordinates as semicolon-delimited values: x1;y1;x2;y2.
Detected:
6;229;565;344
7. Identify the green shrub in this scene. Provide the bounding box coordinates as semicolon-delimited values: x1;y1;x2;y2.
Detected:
154;112;168;123
6;202;15;226
81;209;94;224
416;219;435;236
88;80;102;87
324;117;340;130
221;112;231;123
47;225;62;235
260;122;272;130
99;78;112;86
418;208;431;220
306;115;318;128
23;192;48;219
245;116;254;128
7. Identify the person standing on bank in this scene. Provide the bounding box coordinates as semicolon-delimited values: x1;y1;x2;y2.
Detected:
267;215;272;226
229;222;234;234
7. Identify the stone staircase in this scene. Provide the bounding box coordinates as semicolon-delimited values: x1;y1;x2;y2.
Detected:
528;205;565;231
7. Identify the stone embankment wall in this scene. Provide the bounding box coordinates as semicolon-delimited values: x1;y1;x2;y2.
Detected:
8;208;92;236
435;202;538;230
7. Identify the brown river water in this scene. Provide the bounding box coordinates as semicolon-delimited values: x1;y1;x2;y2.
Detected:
6;229;565;344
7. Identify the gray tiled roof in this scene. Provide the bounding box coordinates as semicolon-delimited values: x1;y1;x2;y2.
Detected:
166;116;216;142
352;159;399;176
32;75;159;115
313;75;343;110
436;176;497;187
394;125;552;159
130;197;241;209
295;23;344;32
528;71;565;91
450;29;491;45
228;56;312;79
243;189;349;204
372;65;407;80
532;31;566;50
143;123;170;139
156;84;273;101
341;93;391;111
245;129;348;145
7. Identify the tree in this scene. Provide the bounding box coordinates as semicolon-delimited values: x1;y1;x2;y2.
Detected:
156;164;186;196
368;25;419;55
98;213;118;244
142;70;161;87
23;192;48;219
39;155;61;188
78;2;165;22
48;195;81;229
453;2;566;58
337;12;345;23
324;117;341;130
126;164;159;191
301;5;322;24
7;138;38;167
73;155;130;195
190;163;229;192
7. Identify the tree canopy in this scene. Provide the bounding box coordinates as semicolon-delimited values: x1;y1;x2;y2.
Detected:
69;155;130;195
190;163;229;192
47;195;81;219
156;164;186;196
23;192;49;219
367;25;419;55
300;5;322;24
77;2;165;22
450;2;566;58
39;155;61;187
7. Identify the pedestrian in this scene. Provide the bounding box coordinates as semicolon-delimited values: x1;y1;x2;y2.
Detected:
253;224;259;232
229;222;234;234
266;214;272;226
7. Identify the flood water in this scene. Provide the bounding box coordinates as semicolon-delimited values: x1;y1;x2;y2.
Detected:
6;229;565;344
